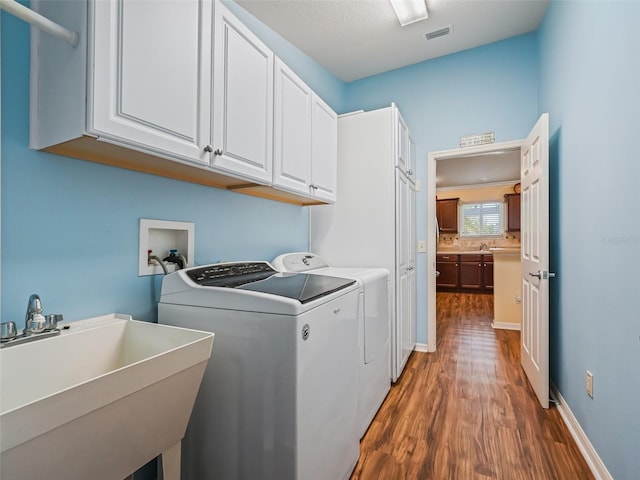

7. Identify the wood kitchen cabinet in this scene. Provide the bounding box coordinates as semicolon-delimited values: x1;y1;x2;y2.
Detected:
505;193;521;232
436;198;459;233
437;253;493;291
460;254;483;290
483;255;494;290
436;254;459;288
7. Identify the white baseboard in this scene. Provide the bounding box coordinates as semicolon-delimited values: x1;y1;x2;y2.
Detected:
413;342;429;353
550;384;613;480
491;320;521;331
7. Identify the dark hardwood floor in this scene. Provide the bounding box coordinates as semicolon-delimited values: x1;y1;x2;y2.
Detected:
350;292;593;479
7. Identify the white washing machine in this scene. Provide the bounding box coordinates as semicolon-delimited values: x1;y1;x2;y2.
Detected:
158;261;360;480
272;253;391;439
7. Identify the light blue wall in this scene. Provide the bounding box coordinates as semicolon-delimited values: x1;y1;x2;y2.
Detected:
539;1;640;478
0;2;344;325
345;33;540;345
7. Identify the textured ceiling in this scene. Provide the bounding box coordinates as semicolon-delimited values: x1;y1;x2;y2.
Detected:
436;149;521;189
236;0;549;82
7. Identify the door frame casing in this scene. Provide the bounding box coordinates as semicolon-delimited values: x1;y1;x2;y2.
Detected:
426;140;523;352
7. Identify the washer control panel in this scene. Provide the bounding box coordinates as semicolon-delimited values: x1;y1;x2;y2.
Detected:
186;262;276;287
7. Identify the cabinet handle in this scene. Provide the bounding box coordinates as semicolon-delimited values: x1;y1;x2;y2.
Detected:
203;145;213;153
214;148;223;156
479;263;482;267
407;169;413;175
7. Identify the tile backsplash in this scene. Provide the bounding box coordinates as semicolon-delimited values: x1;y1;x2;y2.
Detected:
438;232;521;251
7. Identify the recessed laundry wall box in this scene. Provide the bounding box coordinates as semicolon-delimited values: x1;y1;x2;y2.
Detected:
138;219;195;277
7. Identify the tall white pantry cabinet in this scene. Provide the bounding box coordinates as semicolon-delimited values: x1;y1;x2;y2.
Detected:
310;104;417;382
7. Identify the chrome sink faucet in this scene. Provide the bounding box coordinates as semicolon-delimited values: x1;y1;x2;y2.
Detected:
0;294;62;347
25;294;47;335
480;242;489;251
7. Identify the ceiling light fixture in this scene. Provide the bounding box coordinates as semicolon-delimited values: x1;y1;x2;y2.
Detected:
389;0;428;27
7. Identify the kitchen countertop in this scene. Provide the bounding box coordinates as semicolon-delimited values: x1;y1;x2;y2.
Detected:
437;247;521;256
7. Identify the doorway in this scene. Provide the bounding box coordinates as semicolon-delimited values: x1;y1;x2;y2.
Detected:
426;140;523;352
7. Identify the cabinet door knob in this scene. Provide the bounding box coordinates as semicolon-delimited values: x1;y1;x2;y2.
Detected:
203;145;213;153
214;148;223;156
407;169;413;175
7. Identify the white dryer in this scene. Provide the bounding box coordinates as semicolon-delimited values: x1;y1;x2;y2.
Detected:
158;261;360;480
272;252;391;439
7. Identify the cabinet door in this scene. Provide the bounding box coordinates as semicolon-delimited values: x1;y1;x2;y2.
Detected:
506;194;521;231
396;173;409;272
310;94;338;202
436;198;459;233
273;58;312;194
395;111;409;174
459;257;482;289
408;265;417;352
408;135;416;182
408;181;416;267
483;256;494;290
212;3;273;183
397;265;411;375
92;0;212;165
436;256;458;288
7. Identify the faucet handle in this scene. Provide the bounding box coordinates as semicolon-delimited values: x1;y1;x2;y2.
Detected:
1;322;18;342
45;314;63;331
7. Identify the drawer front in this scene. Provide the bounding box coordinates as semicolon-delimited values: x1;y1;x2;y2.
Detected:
436;254;458;262
459;254;482;262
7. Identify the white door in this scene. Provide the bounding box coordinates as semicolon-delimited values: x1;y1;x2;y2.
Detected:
520;113;551;409
408;180;417;350
91;0;212;165
396;172;412;377
310;94;338;203
273;58;312;194
212;3;273;183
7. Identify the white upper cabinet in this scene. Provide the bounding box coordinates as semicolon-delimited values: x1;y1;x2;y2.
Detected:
212;2;274;184
30;0;335;205
395;110;409;175
273;58;312;193
91;0;212;165
310;94;338;203
273;58;337;202
393;106;414;182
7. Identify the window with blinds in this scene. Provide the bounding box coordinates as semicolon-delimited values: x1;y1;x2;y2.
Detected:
460;201;504;237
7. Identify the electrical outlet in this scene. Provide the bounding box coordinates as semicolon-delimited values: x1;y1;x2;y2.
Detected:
586;371;594;398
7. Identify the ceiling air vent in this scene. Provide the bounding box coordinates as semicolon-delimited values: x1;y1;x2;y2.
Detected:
425;25;452;41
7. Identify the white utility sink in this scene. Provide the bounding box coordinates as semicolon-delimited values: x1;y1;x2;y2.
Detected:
0;313;214;480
